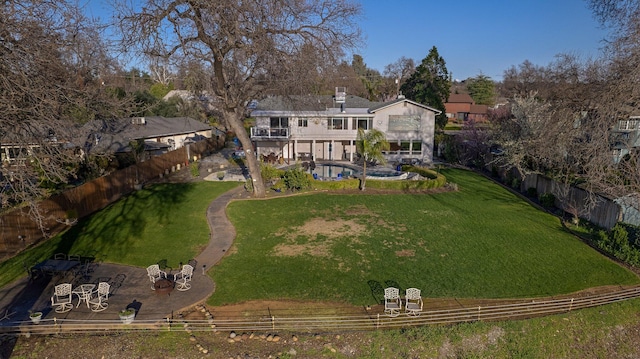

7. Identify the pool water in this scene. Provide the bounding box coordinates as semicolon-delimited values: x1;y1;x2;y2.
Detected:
310;164;402;179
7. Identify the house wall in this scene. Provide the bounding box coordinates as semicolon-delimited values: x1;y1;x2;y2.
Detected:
252;101;436;163
372;103;436;163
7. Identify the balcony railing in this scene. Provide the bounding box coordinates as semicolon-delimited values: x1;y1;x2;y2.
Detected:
250;127;290;139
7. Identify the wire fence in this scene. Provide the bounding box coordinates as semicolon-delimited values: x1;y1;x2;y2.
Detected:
5;286;640;336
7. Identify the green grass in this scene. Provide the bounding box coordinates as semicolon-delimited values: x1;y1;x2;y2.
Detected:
0;181;239;287
209;169;638;306
355;297;640;358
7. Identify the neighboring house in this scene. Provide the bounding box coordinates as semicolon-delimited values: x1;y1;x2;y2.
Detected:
445;93;488;122
250;88;440;164
611;116;640;164
81;116;213;158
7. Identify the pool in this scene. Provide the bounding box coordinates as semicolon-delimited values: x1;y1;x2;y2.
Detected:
309;164;405;180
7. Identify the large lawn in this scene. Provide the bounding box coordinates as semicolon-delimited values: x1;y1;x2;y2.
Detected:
209;169;639;306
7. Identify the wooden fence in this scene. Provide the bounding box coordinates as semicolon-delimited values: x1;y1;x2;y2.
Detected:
0;138;223;261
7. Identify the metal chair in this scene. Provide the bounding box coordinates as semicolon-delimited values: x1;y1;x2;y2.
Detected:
67;254;81;262
146;264;167;290
51;283;73;313
405;288;423;316
174;264;193;291
87;282;110;312
54;253;66;260
384;287;402;317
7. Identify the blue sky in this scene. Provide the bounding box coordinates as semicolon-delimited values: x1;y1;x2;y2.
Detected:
85;0;609;82
358;0;610;81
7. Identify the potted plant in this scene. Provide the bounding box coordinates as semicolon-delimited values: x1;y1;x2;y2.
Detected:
30;311;43;324
217;171;225;180
119;308;135;324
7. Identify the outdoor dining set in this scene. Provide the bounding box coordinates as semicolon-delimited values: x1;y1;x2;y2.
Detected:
384;287;424;317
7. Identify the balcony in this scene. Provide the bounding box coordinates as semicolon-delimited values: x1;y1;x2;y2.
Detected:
250;127;290;139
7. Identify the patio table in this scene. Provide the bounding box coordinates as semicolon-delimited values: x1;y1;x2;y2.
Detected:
72;284;96;308
32;259;80;275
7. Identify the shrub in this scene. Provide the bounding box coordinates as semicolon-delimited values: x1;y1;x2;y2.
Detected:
283;166;311;191
261;164;284;183
539;193;555;208
526;187;538;198
190;162;200;178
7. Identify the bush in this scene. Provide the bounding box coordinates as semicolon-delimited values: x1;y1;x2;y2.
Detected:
596;224;640;267
539;193;555;208
526;187;538;198
261;164;284;183
283;166;311;191
190;162;200;178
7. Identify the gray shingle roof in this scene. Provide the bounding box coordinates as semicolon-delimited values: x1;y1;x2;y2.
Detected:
80;116;211;153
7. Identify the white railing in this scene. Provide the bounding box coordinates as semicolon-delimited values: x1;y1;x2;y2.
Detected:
250;127;289;139
3;286;640;335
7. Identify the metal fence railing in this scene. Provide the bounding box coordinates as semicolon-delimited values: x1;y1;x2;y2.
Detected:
3;286;639;336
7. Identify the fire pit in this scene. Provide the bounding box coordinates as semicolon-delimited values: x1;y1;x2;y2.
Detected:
154;278;174;295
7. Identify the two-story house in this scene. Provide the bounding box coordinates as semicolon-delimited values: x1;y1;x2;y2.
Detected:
250;88;440;164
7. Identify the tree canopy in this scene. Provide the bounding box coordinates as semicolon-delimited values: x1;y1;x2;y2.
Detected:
466;74;496;106
117;0;362;197
400;46;450;130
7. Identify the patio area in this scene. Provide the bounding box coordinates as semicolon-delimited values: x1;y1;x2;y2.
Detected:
0;261;215;327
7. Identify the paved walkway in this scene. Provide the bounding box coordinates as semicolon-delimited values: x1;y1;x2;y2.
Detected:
0;183;245;328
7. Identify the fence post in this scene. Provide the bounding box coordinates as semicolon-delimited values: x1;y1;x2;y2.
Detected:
376;313;380;329
272;315;275;331
477;306;481;321
569;298;574;312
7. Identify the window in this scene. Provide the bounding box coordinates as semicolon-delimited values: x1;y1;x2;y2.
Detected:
384;140;422;155
270;117;289;128
619;119;639;130
388;115;420;131
298;118;308;127
353;117;373;130
328;117;348;130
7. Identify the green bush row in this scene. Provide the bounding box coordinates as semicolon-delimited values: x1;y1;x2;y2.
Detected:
595;223;640;267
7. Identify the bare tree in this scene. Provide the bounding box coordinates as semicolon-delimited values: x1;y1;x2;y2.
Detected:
384;56;415;98
116;0;362;197
0;1;128;230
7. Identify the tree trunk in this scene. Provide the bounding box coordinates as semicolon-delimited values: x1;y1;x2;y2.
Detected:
360;162;367;191
224;110;266;197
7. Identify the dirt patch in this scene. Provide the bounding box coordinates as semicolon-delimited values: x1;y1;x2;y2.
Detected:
395;249;415;257
273;218;367;257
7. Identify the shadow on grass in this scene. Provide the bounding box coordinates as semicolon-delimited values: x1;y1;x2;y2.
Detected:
51;183;197;262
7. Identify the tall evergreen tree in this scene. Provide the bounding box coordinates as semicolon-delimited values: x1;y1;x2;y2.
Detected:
466;74;496;106
400;46;450;129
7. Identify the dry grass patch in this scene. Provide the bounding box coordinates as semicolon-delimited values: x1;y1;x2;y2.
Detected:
273;218;368;257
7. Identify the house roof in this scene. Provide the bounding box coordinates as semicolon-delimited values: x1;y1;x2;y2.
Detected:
447;93;474;104
80;116;211;153
469;104;489;115
252;95;440;116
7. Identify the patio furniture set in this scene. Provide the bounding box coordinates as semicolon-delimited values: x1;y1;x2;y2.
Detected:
384;287;424;317
51;281;110;313
146;263;194;293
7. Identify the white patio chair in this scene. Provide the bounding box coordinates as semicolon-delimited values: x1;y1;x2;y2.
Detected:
384;287;402;317
405;288;423;316
51;283;73;313
87;282;110;312
146;264;167;290
174;264;193;291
